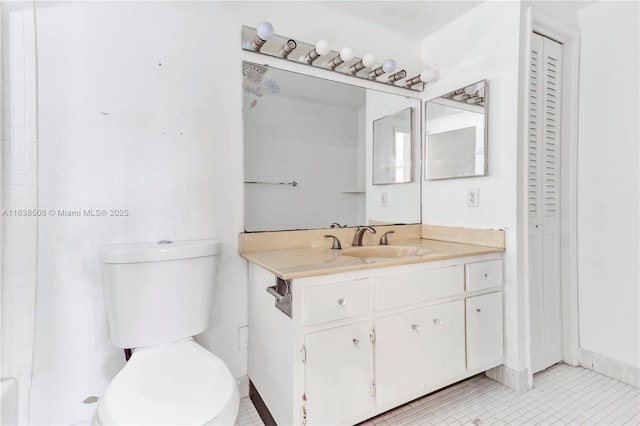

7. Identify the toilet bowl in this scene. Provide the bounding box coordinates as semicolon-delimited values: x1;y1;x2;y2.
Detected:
94;240;238;425
93;339;239;425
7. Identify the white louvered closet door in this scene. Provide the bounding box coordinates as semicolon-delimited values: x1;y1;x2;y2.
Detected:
528;33;563;374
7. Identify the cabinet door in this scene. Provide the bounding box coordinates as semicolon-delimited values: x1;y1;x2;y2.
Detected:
375;300;465;407
305;321;371;425
423;300;466;389
466;292;504;371
375;309;427;407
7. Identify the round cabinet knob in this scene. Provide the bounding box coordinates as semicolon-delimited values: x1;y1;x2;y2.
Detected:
433;318;443;326
476;308;482;313
484;273;489;278
352;338;362;348
411;324;422;332
338;298;348;307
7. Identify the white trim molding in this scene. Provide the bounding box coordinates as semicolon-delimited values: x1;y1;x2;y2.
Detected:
580;349;640;388
237;375;250;398
486;365;530;393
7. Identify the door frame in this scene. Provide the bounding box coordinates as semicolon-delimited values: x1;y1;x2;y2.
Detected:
520;7;580;387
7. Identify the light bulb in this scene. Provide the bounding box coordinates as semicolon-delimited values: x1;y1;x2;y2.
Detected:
362;53;376;68
464;84;479;95
405;69;435;88
340;47;354;62
420;70;435;83
328;47;355;70
382;59;396;74
256;21;274;41
315;40;330;56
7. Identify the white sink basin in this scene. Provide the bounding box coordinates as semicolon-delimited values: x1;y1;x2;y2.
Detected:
341;245;428;259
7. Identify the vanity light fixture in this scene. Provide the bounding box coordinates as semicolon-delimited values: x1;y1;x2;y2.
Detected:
349;53;376;74
328;46;355;70
387;69;407;83
242;24;434;92
369;59;396;79
404;69;435;88
303;39;330;64
279;39;297;59
252;21;274;52
443;81;486;106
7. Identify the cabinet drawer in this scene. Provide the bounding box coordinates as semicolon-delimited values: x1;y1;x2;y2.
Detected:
305;278;370;326
373;265;464;311
465;259;503;292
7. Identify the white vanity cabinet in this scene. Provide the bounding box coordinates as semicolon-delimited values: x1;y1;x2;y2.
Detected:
248;253;504;426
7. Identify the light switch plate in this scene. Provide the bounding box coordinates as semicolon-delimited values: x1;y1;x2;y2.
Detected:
380;192;388;207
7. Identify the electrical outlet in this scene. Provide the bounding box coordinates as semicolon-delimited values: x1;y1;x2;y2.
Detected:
467;188;479;207
380;192;388;207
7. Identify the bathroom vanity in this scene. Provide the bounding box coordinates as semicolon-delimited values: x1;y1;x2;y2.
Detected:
242;226;504;425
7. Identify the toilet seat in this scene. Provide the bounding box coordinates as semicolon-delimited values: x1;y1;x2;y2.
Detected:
95;339;236;425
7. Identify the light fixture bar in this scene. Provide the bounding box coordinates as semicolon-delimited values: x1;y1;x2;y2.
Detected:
241;25;431;92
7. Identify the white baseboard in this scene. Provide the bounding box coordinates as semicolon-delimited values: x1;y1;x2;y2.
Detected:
579;348;639;388
485;364;530;392
236;375;250;398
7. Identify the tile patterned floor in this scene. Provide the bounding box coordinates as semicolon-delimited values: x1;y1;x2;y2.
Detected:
237;363;639;425
237;395;266;426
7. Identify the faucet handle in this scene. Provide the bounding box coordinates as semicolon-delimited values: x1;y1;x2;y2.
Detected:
324;234;342;250
379;230;395;245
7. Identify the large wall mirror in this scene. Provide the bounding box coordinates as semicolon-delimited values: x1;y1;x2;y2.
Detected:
243;61;421;232
425;80;488;180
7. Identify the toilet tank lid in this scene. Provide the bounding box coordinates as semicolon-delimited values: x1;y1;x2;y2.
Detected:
99;239;219;264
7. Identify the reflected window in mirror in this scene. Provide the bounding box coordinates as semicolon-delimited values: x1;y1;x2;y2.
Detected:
373;107;413;185
394;126;411;182
425;80;488;180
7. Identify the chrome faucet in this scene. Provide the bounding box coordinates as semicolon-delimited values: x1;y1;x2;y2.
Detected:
352;226;376;246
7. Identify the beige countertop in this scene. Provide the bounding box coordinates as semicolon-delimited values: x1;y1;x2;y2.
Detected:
240;238;504;280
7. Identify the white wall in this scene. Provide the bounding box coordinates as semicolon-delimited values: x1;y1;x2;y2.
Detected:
420;1;524;370
0;3;38;424
30;2;422;424
244;94;363;231
576;1;639;368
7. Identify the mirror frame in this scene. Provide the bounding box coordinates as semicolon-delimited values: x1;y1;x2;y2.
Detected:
424;79;489;181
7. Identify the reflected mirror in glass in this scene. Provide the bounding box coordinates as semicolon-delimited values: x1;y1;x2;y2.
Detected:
425;80;488;180
373;108;413;185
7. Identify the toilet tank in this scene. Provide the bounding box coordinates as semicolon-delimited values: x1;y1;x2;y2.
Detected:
99;240;219;349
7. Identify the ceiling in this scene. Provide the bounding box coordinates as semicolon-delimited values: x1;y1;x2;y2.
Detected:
316;1;484;40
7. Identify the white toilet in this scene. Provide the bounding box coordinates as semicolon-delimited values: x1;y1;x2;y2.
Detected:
93;239;239;425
